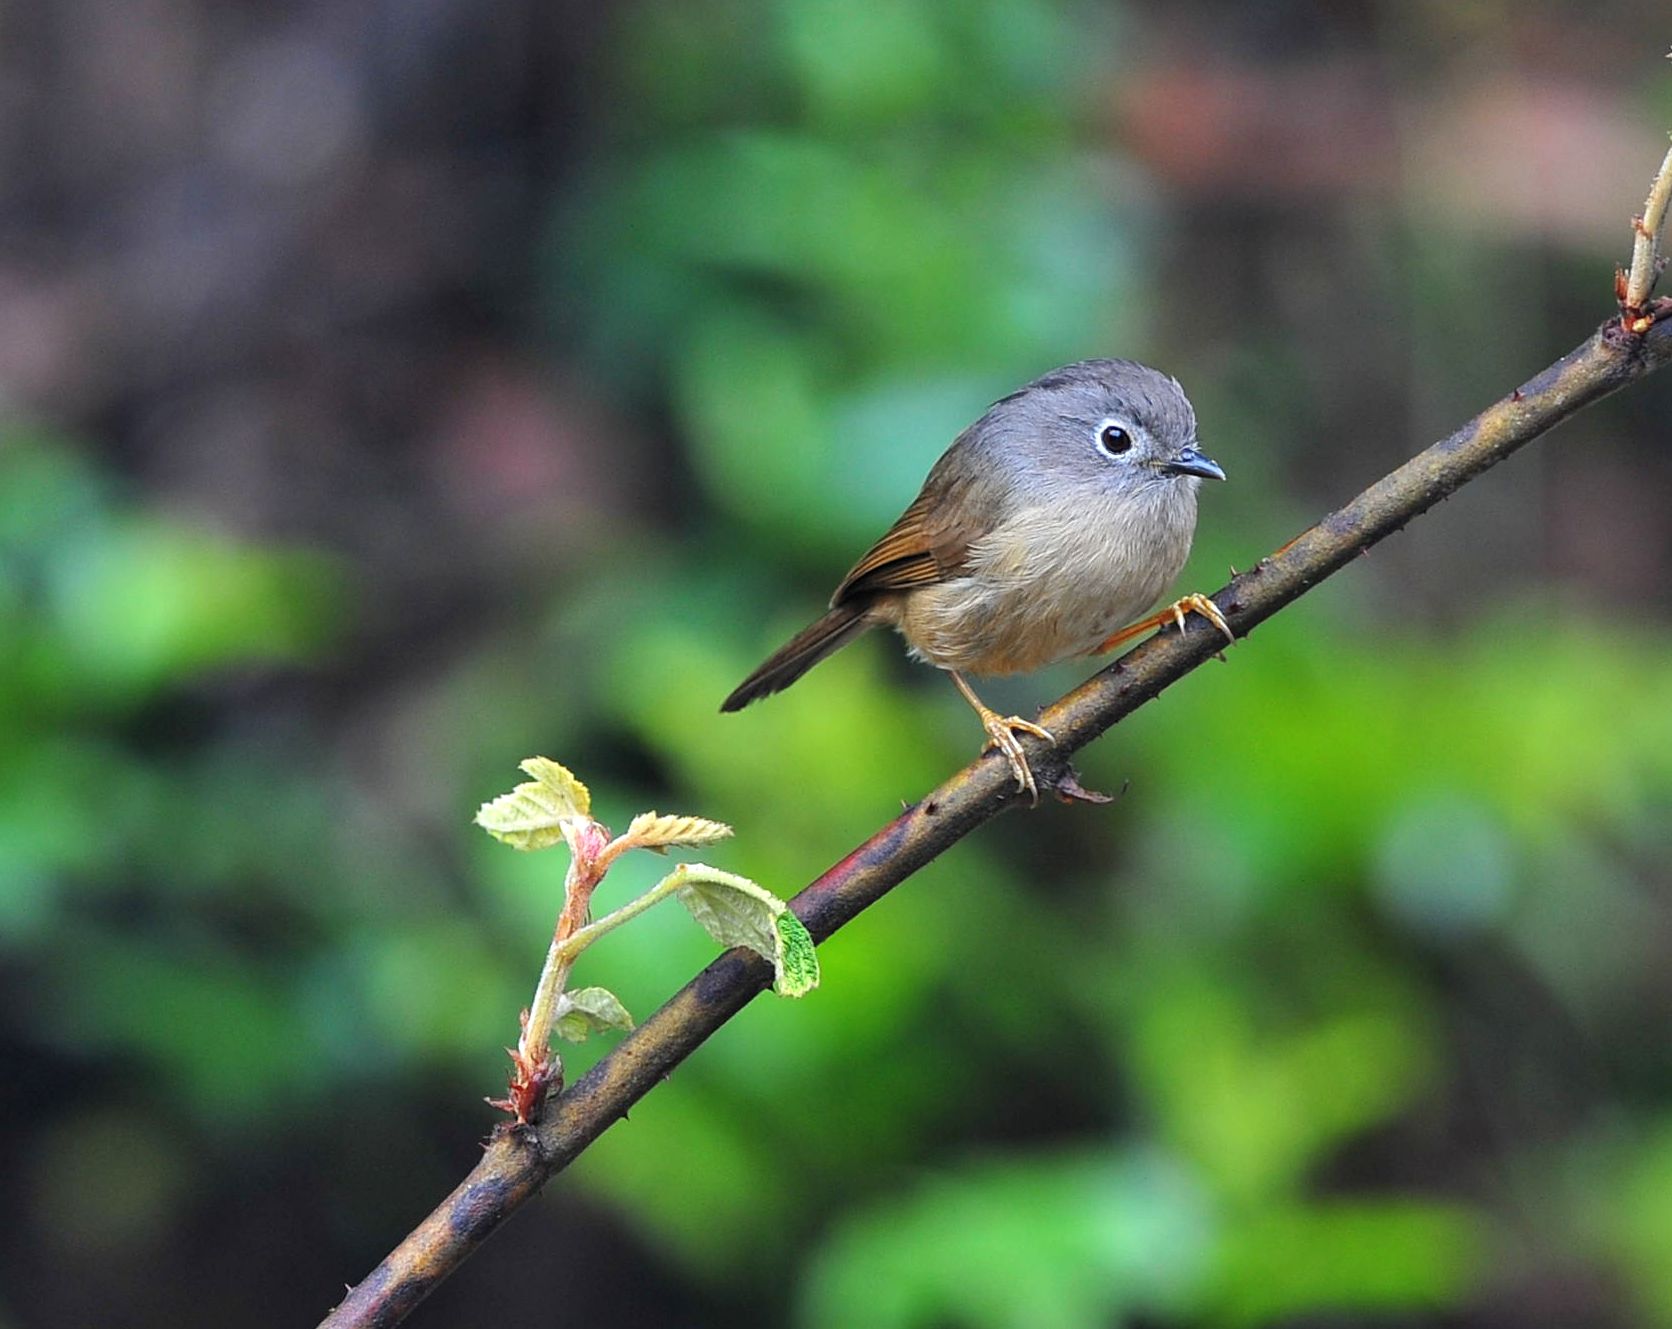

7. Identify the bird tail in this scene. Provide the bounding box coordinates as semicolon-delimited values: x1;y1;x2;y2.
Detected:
721;604;872;711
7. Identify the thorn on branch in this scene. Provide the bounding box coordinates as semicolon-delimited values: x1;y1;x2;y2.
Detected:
1049;766;1117;804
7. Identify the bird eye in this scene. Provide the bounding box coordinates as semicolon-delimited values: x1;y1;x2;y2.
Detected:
1097;422;1132;456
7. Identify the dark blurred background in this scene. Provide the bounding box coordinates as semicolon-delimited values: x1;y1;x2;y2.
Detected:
4;1;1672;1326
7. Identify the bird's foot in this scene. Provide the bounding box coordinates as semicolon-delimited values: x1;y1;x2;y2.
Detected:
1094;592;1235;655
948;670;1053;804
1164;593;1235;645
977;709;1053;804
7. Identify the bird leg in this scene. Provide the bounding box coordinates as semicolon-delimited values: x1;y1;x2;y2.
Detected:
1093;593;1235;655
949;671;1052;803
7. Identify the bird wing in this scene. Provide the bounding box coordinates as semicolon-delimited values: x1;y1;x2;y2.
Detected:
832;461;1003;604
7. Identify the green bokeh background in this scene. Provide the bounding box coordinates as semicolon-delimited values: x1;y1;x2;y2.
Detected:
4;1;1672;1325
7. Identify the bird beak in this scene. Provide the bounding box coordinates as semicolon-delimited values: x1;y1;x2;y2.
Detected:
1162;444;1226;481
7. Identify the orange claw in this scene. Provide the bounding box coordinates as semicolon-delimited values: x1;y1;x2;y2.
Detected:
1094;593;1235;655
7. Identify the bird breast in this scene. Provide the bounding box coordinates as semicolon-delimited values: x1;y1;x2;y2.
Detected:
890;482;1199;675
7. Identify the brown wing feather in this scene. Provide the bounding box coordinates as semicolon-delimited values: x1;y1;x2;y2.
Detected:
832;495;946;600
832;457;1003;605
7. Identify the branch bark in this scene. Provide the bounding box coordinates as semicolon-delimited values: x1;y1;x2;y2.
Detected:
321;324;1672;1328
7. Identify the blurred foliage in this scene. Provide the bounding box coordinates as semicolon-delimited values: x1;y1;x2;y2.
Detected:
5;0;1672;1326
0;434;345;1112
553;0;1142;568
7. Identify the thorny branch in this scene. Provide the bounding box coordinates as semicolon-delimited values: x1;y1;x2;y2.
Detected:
320;148;1672;1329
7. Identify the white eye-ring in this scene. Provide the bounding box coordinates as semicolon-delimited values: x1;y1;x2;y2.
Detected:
1096;420;1133;457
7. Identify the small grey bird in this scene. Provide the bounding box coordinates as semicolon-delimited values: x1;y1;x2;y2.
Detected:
722;359;1229;798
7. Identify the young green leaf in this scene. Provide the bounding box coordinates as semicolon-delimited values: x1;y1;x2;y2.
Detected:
475;757;592;850
673;866;820;998
675;866;779;956
625;811;734;852
553;986;635;1042
773;911;820;998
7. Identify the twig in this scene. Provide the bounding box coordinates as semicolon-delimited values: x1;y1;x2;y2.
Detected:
517;848;597;1061
497;819;610;1121
1620;139;1672;327
321;143;1672;1326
